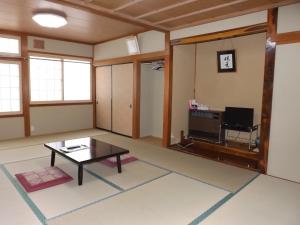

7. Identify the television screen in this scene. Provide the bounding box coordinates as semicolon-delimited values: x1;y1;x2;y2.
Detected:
224;107;254;129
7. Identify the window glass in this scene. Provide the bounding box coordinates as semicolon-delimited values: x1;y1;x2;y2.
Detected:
0;62;21;113
30;57;62;101
63;60;91;101
29;56;91;102
0;36;20;55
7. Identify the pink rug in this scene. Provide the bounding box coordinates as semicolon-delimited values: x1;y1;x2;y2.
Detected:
101;154;138;168
15;166;73;193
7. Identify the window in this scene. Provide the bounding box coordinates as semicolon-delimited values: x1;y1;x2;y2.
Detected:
0;35;20;56
0;61;21;114
29;55;91;103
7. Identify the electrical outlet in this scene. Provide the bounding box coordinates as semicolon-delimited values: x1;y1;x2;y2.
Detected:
31;125;35;132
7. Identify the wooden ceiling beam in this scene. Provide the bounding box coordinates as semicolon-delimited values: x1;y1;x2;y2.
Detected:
136;0;199;19
46;0;169;32
113;0;145;11
171;23;267;45
155;0;247;25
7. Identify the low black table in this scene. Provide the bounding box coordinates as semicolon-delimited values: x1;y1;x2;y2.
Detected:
44;137;129;185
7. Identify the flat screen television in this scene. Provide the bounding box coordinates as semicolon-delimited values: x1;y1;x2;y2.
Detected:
224;107;254;130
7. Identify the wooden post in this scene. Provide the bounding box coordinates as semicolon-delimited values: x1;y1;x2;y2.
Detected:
259;8;278;173
162;32;173;147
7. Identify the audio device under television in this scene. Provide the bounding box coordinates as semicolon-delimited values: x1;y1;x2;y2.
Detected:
223;107;254;131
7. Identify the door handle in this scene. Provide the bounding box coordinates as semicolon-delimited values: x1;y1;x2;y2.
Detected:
129;104;132;108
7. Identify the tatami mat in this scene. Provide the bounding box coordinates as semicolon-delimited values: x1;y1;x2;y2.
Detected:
48;173;229;225
86;160;170;190
93;133;258;192
0;169;42;225
4;156;120;220
201;175;300;225
0;129;107;151
0;144;50;164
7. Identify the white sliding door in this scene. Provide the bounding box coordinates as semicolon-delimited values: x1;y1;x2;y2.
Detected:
96;66;112;130
112;63;133;136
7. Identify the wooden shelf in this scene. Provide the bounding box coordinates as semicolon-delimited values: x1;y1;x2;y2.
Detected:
169;132;261;171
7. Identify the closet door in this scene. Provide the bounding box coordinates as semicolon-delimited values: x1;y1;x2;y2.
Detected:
96;66;112;130
112;63;133;136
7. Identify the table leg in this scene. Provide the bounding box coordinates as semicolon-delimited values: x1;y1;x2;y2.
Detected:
78;164;83;186
51;151;56;166
116;155;122;173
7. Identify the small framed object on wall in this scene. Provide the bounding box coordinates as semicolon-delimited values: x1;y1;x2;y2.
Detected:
217;50;236;73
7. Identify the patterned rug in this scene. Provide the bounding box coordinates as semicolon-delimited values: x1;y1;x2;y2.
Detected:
101;154;138;168
15;166;73;192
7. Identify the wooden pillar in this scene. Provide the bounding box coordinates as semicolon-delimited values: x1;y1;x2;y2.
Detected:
92;65;96;128
21;35;31;137
259;8;278;173
162;32;173;147
132;60;141;138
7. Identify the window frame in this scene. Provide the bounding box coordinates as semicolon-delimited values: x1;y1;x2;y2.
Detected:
0;60;23;116
29;53;92;105
0;34;21;57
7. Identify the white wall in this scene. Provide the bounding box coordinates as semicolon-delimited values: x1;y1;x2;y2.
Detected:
277;3;300;33
170;11;267;40
94;30;165;60
268;43;300;183
268;3;300;183
28;36;93;57
0;117;24;141
171;45;196;144
140;64;164;138
30;105;93;136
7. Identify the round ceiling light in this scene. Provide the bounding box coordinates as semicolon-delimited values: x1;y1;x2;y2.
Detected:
32;12;67;28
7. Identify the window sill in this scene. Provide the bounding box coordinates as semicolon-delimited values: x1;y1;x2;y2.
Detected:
29;101;93;107
0;114;23;118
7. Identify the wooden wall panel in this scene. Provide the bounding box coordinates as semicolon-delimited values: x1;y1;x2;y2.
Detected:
112;63;134;136
96;66;112;130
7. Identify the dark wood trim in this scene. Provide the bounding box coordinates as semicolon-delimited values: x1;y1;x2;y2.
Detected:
92;66;96;128
275;31;300;45
162;32;173;147
93;51;166;66
0;29;93;45
0;56;24;61
259;8;278;174
30;102;93;107
92;32;144;45
132;61;141;139
0;114;24;118
28;50;93;60
21;35;31;137
171;23;267;46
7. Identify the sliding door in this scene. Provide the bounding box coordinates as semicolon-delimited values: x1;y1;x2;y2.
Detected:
112;63;133;136
96;66;112;130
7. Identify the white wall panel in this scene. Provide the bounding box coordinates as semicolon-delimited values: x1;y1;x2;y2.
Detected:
30;105;93;136
268;43;300;183
28;36;93;57
0;117;24;141
277;3;300;33
94;30;165;60
170;11;267;40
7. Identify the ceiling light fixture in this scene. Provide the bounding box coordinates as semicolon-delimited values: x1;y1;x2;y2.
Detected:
32;12;67;28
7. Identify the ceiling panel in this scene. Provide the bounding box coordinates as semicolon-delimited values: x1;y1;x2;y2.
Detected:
89;0;133;10
0;0;298;43
160;5;240;28
158;0;299;29
142;0;237;23
117;0;185;17
0;0;146;43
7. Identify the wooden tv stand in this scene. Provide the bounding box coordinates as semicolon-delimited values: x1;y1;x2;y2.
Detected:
170;131;261;171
